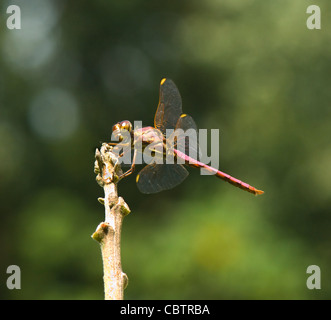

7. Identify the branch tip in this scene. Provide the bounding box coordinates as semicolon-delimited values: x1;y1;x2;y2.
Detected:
93;144;129;299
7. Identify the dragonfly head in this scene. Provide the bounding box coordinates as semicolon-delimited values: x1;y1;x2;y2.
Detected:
112;120;132;142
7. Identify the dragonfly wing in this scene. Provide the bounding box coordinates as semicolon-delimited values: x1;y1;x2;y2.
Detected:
175;113;198;132
170;113;201;161
154;78;183;135
136;163;189;194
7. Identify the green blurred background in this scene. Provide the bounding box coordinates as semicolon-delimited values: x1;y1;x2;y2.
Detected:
0;0;330;299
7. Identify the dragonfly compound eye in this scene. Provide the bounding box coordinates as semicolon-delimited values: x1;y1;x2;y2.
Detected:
111;123;124;141
120;120;132;132
112;123;121;132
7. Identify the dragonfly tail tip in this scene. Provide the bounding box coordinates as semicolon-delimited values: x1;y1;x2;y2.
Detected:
255;189;264;196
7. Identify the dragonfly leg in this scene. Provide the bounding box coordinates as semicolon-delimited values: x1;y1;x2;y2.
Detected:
119;148;137;180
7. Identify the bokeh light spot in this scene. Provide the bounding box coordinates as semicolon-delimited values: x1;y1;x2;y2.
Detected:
28;88;79;140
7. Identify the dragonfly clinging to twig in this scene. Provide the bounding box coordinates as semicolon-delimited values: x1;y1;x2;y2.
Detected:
109;78;264;195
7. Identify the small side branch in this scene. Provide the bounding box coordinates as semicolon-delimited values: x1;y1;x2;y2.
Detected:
92;143;130;300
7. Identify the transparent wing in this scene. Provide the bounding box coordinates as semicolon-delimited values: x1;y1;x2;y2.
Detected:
167;113;201;161
136;163;189;194
154;78;183;135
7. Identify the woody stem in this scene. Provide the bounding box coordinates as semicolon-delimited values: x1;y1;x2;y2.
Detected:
92;144;130;300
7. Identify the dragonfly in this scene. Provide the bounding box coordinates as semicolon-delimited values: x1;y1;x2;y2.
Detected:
110;78;264;195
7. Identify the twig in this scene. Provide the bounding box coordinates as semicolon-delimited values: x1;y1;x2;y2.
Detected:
92;143;130;300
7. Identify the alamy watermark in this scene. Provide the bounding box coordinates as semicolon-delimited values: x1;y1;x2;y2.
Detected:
111;121;220;175
306;265;321;290
3;4;323;31
6;5;21;30
6;265;21;290
307;5;321;30
2;264;323;292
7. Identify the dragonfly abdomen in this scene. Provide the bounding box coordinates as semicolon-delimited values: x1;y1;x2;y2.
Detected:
213;170;264;195
174;149;264;196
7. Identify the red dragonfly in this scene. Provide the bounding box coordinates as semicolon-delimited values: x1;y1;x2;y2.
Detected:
111;78;264;195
